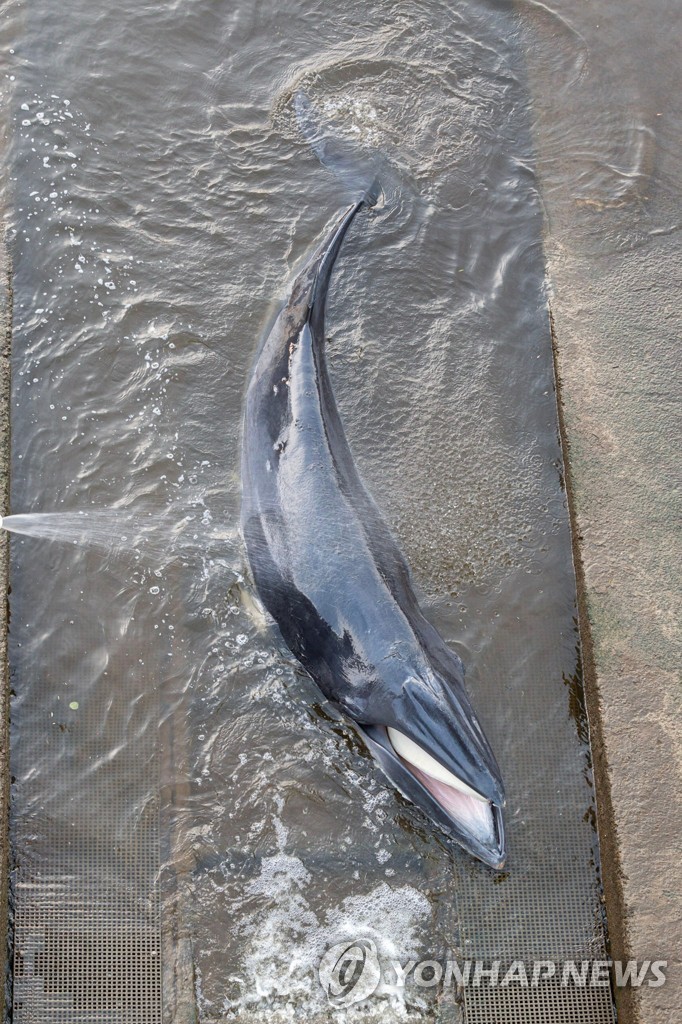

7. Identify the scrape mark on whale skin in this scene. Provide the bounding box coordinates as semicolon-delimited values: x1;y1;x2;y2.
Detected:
241;198;507;869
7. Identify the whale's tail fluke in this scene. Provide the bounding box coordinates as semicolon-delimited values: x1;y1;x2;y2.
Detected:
362;175;382;208
293;90;386;207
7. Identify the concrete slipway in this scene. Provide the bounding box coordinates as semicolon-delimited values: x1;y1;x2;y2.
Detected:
519;1;681;1021
0;2;679;1023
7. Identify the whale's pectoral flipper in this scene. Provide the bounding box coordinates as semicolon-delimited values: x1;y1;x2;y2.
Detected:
238;584;269;635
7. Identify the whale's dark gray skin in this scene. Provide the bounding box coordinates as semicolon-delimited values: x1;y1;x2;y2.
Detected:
241;200;506;868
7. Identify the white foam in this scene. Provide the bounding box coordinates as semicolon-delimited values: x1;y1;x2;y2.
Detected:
219;813;432;1022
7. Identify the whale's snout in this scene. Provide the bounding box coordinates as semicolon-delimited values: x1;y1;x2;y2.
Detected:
387;726;506;869
355;667;506;869
360;719;506;869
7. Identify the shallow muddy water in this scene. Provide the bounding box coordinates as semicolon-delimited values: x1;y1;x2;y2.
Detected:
3;0;675;1020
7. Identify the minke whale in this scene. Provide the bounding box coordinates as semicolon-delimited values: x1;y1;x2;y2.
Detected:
241;198;506;868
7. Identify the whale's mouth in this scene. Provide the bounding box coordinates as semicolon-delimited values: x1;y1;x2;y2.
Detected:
387;727;498;851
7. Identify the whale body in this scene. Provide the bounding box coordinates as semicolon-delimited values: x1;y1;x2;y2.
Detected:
241;200;506;868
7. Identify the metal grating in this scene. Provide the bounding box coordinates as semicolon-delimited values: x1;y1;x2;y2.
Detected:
14;925;161;1022
9;601;166;1024
12;834;163;1023
463;974;615;1024
453;579;614;1021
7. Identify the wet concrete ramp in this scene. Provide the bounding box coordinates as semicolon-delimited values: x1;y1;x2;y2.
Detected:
0;0;642;1020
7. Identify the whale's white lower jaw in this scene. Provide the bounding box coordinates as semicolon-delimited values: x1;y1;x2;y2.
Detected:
387;727;499;856
402;758;496;845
